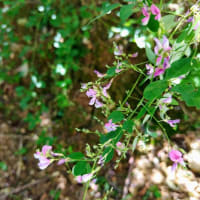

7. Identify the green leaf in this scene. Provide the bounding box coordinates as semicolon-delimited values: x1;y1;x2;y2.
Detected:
147;14;159;32
100;128;122;144
68;152;85;160
162;15;177;31
144;80;168;100
170;41;191;63
120;4;134;24
145;45;156;64
72;161;91;176
106;67;116;77
88;3;120;24
123;120;134;133
165;58;192;80
146;127;157;138
101;3;120;15
108;110;124;123
172;83;200;109
102;147;114;163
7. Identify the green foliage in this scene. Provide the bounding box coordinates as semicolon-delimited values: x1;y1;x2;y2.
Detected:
108;110;124;123
147;14;159;32
72;161;91;176
172;83;200;109
145;45;156;64
120;4;135;24
102;147;114;163
144;80;168;100
123;120;134;133
68;152;85;160
165;58;192;79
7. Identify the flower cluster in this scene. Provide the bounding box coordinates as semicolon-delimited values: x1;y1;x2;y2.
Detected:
104;119;118;132
84;79;113;108
34;145;65;170
142;4;161;25
146;36;172;78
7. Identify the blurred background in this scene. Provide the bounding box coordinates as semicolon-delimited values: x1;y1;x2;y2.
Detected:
0;0;200;200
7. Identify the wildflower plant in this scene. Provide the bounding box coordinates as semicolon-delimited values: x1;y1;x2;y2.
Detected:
34;1;200;199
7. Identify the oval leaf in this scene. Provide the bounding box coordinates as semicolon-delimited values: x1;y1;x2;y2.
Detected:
144;80;168;100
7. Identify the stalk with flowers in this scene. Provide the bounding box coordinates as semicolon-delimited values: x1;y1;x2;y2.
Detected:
34;1;200;199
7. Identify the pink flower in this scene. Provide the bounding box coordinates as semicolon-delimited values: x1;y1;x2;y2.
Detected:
98;155;104;166
57;158;67;165
86;88;103;108
34;145;52;170
162;95;172;104
187;17;193;23
169;149;184;171
163;56;170;69
146;64;154;75
142;7;150;25
154;36;171;55
162;36;172;52
105;120;118;132
94;70;105;78
142;4;161;25
167;119;180;127
151;4;161;20
154;67;165;77
102;79;113;97
156;55;162;65
76;173;93;183
132;52;138;58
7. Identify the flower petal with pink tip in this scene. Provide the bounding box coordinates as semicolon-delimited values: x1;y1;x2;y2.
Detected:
151;4;161;20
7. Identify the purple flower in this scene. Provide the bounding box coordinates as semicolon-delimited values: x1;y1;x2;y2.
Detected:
162;95;172;104
169;149;184;171
167;119;180;127
76;173;93;183
95;99;103;108
94;70;105;78
86;88;103;108
102;79;113;97
132;52;138;58
162;36;171;52
156;55;162;65
142;4;161;25
154;67;165;77
163;56;170;69
154;36;171;55
105;120;118;132
142;7;150;25
57;158;67;165
151;4;161;20
98;155;104;166
34;145;52;170
146;64;154;75
187;17;193;23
